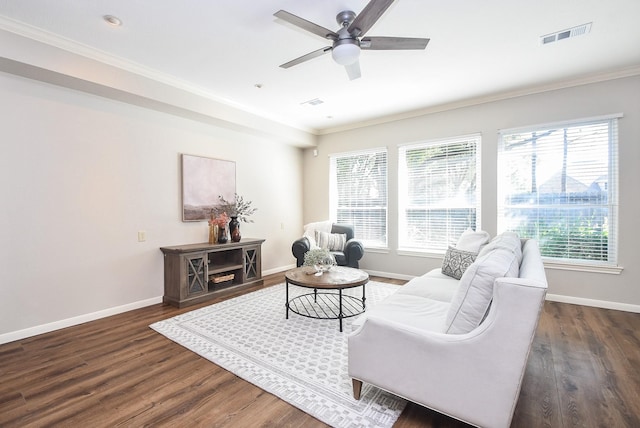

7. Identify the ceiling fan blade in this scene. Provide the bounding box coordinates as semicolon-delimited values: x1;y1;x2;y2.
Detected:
279;46;332;68
345;61;361;80
347;0;395;37
360;36;430;50
274;10;338;40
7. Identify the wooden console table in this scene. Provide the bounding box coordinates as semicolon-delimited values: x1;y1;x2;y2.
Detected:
160;238;264;307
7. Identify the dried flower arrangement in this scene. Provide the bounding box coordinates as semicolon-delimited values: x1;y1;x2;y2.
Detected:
212;193;257;223
208;211;229;228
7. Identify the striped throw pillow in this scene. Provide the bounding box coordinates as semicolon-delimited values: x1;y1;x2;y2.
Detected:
315;231;347;251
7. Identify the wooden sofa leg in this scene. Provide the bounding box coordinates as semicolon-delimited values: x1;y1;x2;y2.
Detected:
352;379;363;400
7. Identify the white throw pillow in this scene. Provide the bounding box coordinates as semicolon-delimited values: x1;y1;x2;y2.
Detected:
303;232;318;249
304;220;332;235
455;228;490;253
444;246;521;334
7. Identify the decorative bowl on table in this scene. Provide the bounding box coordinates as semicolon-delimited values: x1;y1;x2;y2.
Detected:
314;253;336;274
303;248;337;275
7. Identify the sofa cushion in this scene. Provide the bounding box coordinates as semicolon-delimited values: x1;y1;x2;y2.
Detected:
353;294;450;332
396;269;461;303
444;245;521;334
441;246;477;280
478;231;522;263
455;228;490;253
315;231;347;251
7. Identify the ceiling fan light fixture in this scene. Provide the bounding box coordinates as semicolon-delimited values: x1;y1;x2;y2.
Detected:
331;42;360;65
276;1;430;79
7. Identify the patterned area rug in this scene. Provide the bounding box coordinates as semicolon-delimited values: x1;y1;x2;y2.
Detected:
150;281;406;427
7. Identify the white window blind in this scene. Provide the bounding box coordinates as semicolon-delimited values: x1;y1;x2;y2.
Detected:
398;135;481;252
498;115;619;265
330;148;388;248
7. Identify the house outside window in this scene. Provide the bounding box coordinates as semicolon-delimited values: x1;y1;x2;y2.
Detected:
330;148;388;248
498;115;620;266
398;134;481;252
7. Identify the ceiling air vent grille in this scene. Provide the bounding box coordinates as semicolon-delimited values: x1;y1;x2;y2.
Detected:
301;98;324;106
540;22;592;45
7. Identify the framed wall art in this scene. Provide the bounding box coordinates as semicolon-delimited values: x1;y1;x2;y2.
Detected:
181;154;236;221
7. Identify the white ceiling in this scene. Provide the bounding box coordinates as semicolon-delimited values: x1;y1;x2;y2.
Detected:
0;0;639;135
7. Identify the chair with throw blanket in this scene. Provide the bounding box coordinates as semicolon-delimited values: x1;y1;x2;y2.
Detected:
292;221;365;268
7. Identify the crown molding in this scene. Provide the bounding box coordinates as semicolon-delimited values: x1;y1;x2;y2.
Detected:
0;15;317;136
2;15;638;138
318;65;640;135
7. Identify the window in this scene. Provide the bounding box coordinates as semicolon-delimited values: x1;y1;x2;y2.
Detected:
498;115;620;265
398;135;481;252
330;148;388;248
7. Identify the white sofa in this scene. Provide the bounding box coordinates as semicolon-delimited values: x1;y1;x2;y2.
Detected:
348;234;548;428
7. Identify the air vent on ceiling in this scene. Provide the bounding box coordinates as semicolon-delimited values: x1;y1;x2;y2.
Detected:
540;22;592;45
301;98;324;106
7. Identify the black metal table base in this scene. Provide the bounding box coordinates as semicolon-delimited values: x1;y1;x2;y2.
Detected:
286;285;366;332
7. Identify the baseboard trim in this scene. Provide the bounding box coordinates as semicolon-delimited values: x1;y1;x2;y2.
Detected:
264;264;296;276
545;293;640;313
364;269;640;313
0;296;163;345
4;270;636;345
363;269;414;281
1;265;297;345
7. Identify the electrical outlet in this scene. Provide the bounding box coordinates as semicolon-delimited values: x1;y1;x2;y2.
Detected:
138;230;146;242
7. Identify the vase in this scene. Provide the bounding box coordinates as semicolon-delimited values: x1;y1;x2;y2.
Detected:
218;225;228;244
208;224;218;245
229;216;241;242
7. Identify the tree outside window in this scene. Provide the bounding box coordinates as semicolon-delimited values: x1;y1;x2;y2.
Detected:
498;116;619;264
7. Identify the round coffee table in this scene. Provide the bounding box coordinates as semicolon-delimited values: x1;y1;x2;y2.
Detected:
285;266;369;332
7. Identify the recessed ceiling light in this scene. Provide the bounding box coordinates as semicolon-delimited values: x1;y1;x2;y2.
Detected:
103;15;122;27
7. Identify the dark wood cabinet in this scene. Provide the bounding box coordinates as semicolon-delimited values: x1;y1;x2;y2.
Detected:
160;238;264;307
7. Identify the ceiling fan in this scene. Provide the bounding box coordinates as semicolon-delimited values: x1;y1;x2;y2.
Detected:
274;0;430;80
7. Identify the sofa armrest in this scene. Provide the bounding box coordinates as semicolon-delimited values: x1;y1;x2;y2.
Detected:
348;278;547;428
343;239;364;268
292;236;311;267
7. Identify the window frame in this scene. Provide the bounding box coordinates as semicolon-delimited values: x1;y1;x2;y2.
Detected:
397;133;482;254
329;147;388;249
497;113;622;272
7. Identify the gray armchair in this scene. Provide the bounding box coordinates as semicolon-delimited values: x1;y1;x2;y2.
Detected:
292;224;365;268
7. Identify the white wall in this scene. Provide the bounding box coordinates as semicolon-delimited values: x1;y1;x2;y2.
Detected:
2;69;637;343
0;72;304;340
307;75;640;309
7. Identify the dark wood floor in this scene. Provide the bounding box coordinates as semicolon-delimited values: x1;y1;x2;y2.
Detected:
1;273;639;427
